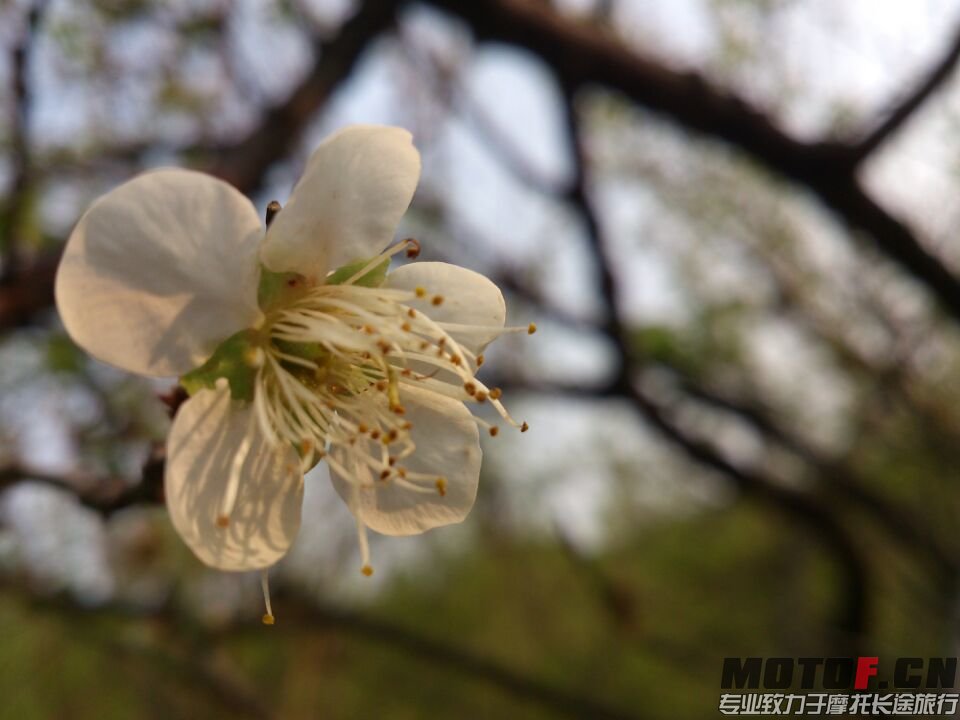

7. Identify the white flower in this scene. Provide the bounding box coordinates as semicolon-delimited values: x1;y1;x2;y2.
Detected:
55;125;531;618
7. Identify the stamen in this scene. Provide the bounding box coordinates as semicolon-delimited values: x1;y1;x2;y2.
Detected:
261;570;275;625
357;519;373;577
403;238;421;259
528;322;537;334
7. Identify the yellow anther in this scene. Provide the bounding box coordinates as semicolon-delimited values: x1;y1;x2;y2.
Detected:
475;390;488;402
489;426;499;437
375;381;387;391
244;347;264;368
432;295;444;306
392;405;406;415
358;423;369;434
370;429;381;440
528;322;537;335
299;439;313;456
436;477;448;497
464;382;477;396
386;429;399;443
415;286;427;298
521;422;529;433
401;322;412;332
216;515;230;528
419;341;430;350
476;354;484;367
407;307;416;318
401;421;413;430
397;467;408;478
450;355;462;366
489;388;502;400
401;369;413;377
262;614;276;626
361;565;374;577
363;324;375;334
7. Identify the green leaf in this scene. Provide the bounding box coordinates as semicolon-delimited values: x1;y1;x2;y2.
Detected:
180;330;260;402
325;257;389;288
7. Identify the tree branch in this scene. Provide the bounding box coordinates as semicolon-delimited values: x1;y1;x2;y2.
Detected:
420;0;960;326
851;21;960;163
209;1;397;195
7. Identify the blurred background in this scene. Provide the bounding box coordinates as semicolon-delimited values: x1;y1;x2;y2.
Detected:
2;0;960;717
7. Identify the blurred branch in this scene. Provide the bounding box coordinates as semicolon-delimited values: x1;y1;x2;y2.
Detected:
0;251;57;330
1;1;47;283
851;21;960;163
209;1;397;195
0;445;165;517
419;0;960;327
549;79;869;649
11;582;645;720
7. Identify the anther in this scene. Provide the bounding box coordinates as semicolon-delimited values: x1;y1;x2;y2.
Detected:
363;325;375;334
262;614;276;625
370;429;381;440
265;200;282;227
388;456;397;466
432;295;444;306
475;390;488;402
476;354;484;367
415;287;427;298
358;423;369;433
521;422;529;433
489;426;499;437
380;469;391;480
392;405;406;415
407;308;416;318
401;322;412;332
528;323;537;335
436;477;447;497
404;238;421;259
489;388;502;400
386;429;399;442
216;515;230;528
464;382;477;396
244;347;265;368
451;355;462;366
361;565;374;577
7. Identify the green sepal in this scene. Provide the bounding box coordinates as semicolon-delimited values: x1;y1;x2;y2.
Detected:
180;330;260;402
258;266;306;312
325;257;389;288
273;338;329;363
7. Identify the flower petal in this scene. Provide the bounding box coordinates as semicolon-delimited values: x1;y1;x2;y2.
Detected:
386;261;506;354
55;169;264;377
165;386;303;571
329;384;481;536
260;125;421;281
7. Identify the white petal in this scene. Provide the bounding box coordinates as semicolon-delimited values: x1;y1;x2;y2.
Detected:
329;384;481;536
55;169;264;377
165;386;303;571
386;261;506;353
260;125;421;280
